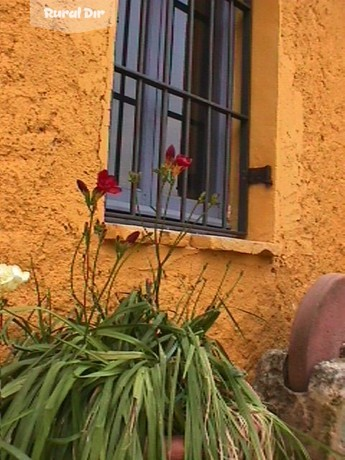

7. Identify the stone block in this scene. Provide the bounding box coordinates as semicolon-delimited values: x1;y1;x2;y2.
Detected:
255;350;345;460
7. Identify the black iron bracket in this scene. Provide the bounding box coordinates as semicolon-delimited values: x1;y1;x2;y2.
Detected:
248;165;273;186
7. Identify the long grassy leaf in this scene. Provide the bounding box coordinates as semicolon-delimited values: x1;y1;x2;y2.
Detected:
0;439;32;460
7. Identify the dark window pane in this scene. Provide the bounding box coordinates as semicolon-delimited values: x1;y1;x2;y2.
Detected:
191;0;210;98
232;8;244;113
229;118;241;231
210;110;227;198
187;101;207;199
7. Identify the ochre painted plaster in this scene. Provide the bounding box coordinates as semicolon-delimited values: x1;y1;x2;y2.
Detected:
2;0;345;378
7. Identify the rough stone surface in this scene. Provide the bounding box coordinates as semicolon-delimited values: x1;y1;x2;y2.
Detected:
255;350;345;460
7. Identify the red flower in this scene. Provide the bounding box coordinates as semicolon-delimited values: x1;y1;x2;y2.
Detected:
96;170;121;195
126;231;140;244
165;145;176;164
174;155;192;171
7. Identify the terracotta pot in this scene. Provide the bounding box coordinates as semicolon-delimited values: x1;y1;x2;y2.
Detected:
167;436;184;460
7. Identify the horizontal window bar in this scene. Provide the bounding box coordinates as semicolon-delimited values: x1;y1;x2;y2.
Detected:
114;64;249;121
105;210;246;238
113;92;136;106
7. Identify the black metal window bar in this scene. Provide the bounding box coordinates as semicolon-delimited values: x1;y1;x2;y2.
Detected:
106;0;251;237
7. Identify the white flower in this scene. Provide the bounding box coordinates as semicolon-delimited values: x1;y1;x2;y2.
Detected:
0;264;30;295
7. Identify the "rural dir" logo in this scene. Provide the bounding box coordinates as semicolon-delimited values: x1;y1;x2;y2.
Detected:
30;0;116;33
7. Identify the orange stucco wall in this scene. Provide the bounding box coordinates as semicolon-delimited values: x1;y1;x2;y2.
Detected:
2;0;345;376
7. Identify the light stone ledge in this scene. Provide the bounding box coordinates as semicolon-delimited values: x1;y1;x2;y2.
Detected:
105;224;279;257
188;234;279;256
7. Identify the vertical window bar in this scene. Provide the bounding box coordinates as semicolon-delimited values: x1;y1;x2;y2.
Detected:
238;4;251;234
222;0;236;228
115;0;131;181
181;0;194;224
130;0;146;214
203;0;215;225
157;0;174;220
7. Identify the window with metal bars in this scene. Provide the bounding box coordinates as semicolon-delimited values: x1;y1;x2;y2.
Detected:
106;0;251;237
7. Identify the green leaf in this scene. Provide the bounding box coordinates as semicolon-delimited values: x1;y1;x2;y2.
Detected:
32;367;77;459
93;328;157;357
0;439;32;460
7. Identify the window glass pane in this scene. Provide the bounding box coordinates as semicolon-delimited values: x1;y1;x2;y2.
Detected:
115;0;141;70
166;118;182;154
170;7;188;89
113;71;121;93
124;77;137;99
108;99;119;177
169;95;183;116
118;104;135;187
145;0;166;81
127;0;141;70
212;0;230;105
139;84;162;205
114;75;136;100
109;0;250;235
114;0;126;65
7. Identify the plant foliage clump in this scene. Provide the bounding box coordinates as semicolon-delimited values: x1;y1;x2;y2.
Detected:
0;155;309;459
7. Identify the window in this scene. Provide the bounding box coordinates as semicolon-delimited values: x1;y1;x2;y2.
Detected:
106;0;251;237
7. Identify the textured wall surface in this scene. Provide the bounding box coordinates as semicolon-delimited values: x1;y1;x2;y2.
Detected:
274;0;345;333
1;0;345;376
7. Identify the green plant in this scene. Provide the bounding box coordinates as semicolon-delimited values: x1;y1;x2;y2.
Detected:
0;151;309;460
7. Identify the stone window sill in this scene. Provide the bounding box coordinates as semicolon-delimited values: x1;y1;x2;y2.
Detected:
105;224;279;258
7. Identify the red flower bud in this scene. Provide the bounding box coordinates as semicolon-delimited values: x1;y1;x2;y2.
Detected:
76;179;89;196
165;145;176;164
126;231;140;244
96;170;122;195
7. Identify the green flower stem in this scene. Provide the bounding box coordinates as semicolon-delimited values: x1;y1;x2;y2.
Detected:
104;252;134;310
82;208;96;322
0;298;6;329
174;263;208;324
154;193;215;308
160;181;174;244
70;232;86;319
90;235;104;299
96;253;124;306
87;253;129;327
